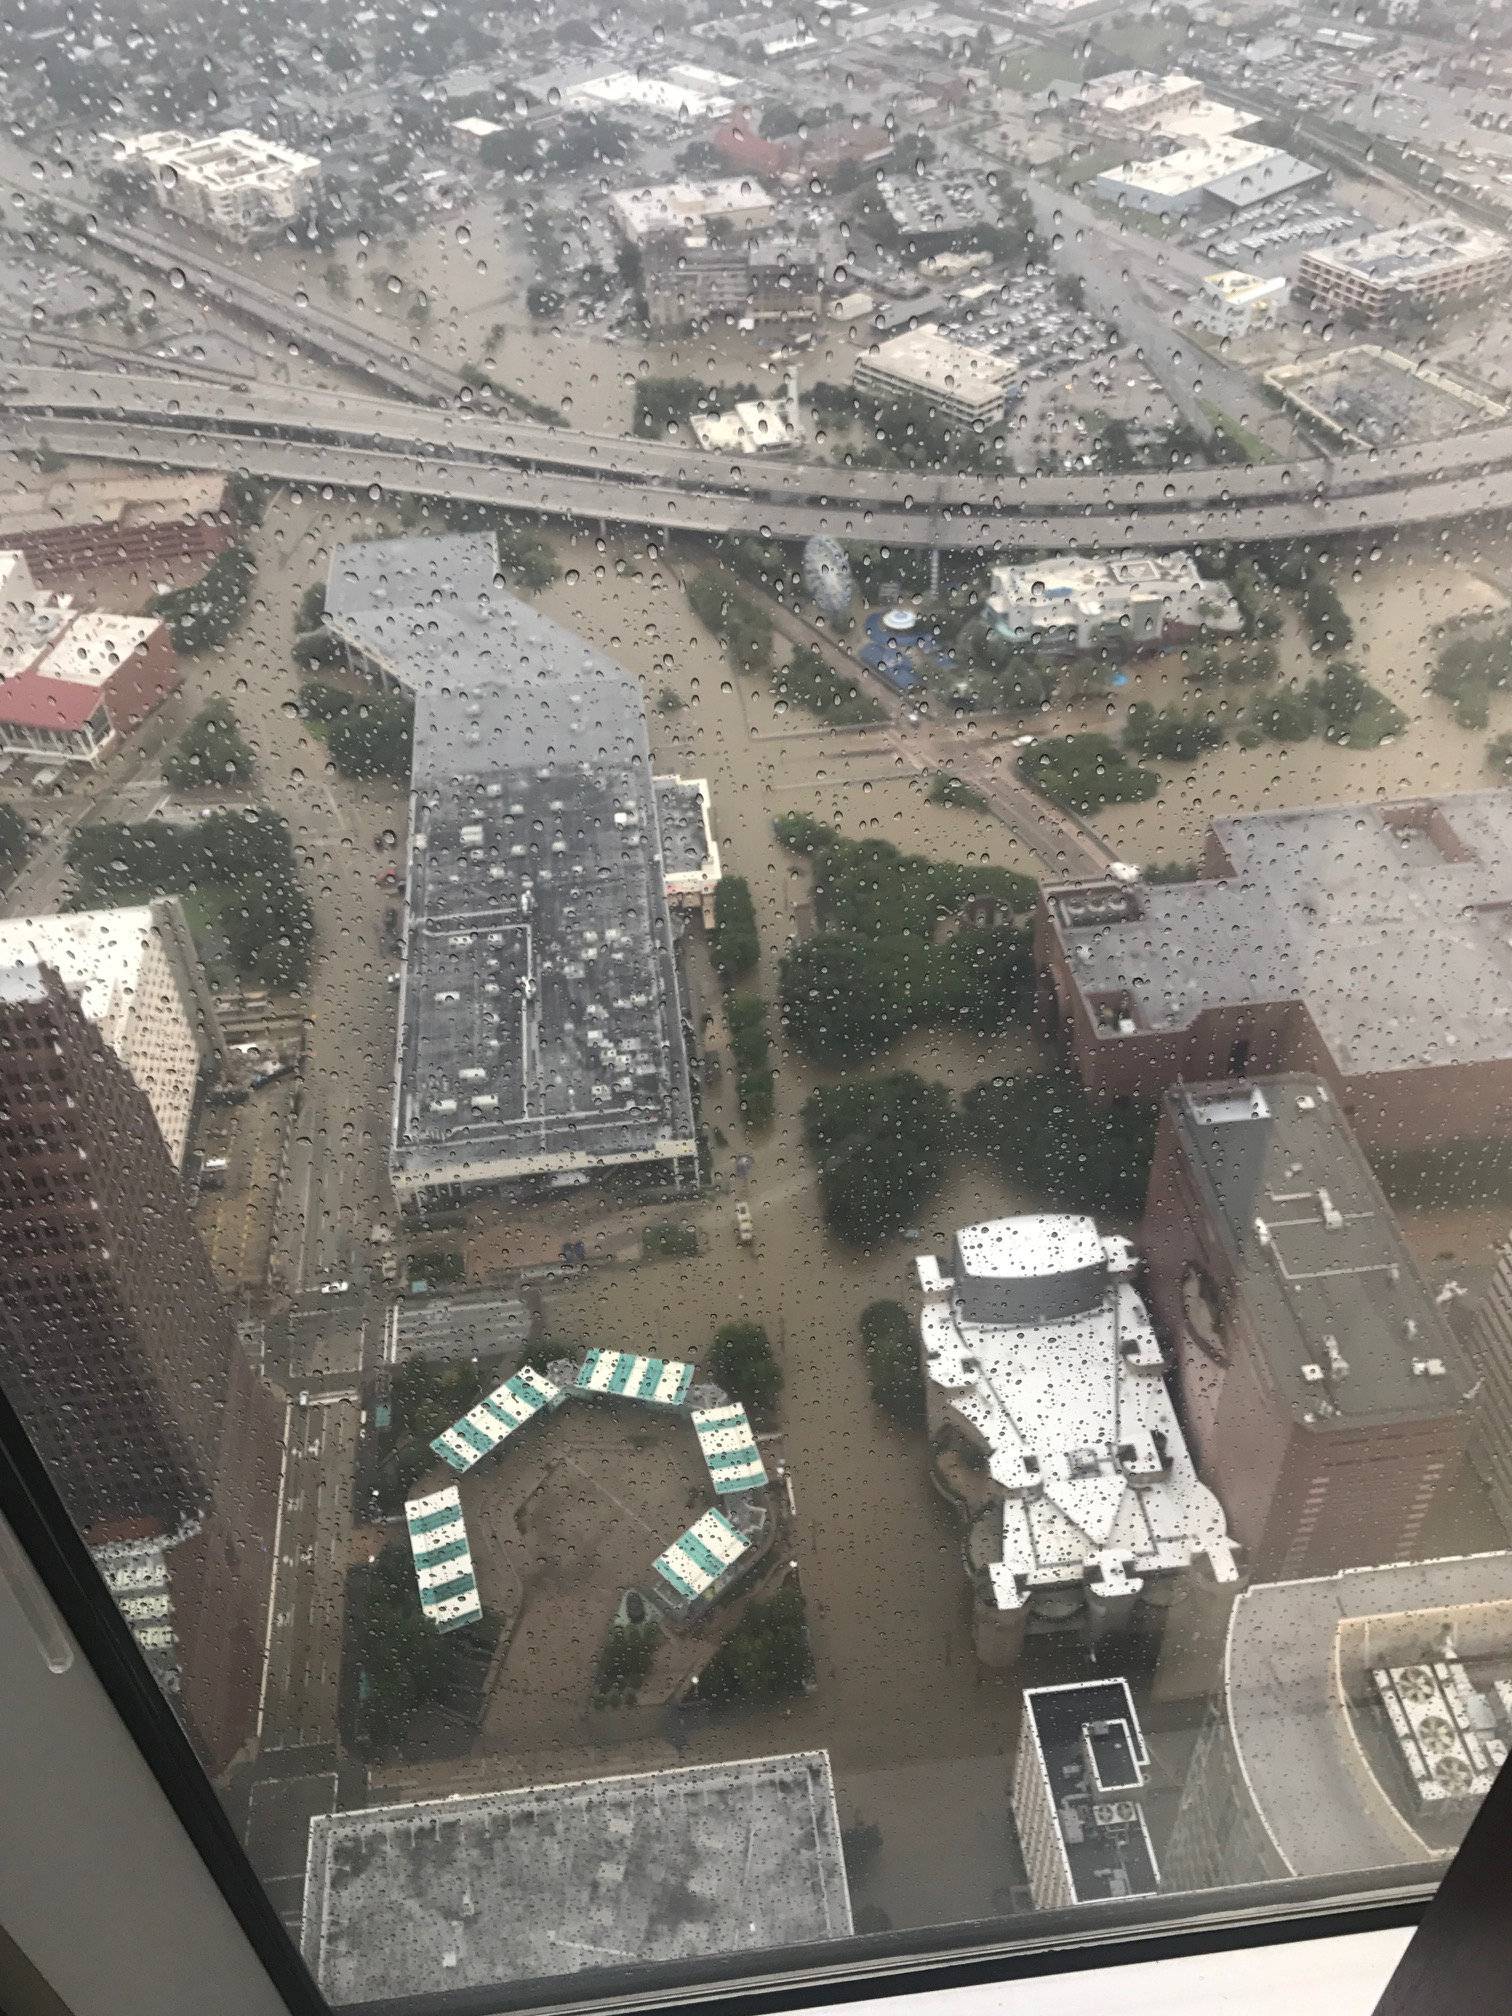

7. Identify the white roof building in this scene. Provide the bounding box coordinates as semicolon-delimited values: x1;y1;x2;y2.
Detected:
121;129;319;243
609;178;776;245
917;1215;1238;1662
1093;135;1324;217
853;327;1019;425
0;901;210;1166
985;551;1241;652
1195;268;1288;339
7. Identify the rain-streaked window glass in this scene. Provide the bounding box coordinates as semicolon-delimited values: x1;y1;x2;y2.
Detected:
3;0;1512;2004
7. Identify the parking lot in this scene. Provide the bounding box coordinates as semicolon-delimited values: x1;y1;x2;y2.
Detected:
1204;196;1370;270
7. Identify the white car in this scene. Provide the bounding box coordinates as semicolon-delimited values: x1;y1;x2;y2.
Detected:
1107;861;1143;884
1012;733;1037;748
319;1279;351;1296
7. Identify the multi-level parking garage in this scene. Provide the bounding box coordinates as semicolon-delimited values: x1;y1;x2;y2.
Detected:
6;367;1512;548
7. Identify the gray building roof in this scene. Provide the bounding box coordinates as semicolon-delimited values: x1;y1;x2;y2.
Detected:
1167;1078;1471;1426
300;1753;852;2002
1023;1680;1160;1902
1048;795;1512;1077
1221;1553;1512;1878
326;534;697;1195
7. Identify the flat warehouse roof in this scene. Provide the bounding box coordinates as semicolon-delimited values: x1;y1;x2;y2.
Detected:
325;535;697;1192
301;1753;852;2001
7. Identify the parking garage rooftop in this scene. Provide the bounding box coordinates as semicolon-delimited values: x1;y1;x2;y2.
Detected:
301;1753;852;2002
326;534;697;1201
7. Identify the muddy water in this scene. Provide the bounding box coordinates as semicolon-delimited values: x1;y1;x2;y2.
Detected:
254;199;871;435
1078;541;1510;864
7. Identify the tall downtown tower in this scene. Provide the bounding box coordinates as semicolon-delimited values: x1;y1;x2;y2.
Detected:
0;960;278;1771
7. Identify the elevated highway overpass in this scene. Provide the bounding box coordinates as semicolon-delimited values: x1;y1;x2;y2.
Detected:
5;369;1512;548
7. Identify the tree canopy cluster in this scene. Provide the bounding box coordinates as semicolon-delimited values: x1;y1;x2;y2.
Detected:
0;801;27;880
778;824;1037;1064
1432;627;1512;731
149;544;255;654
708;1320;782;1413
1019;733;1160;815
859;1300;926;1428
711;875;759;983
696;1579;814;1708
803;1073;956;1247
67;810;313;989
775;644;883;724
728;993;775;1130
163;701;256;790
961;1072;1158;1218
300;680;415;782
686;572;775;674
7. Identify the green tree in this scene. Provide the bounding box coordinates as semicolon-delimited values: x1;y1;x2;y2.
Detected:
859;1301;924;1427
347;1540;478;1752
1020;734;1160;814
298;580;327;631
1123;702;1226;763
686;572;774;674
149;544;255;654
1487;731;1512;778
696;1580;813;1707
708;1320;782;1412
962;1072;1158;1217
595;1620;658;1701
0;801;28;880
326;694;415;782
803;1073;955;1247
164;700;256;789
711;875;759;982
775;644;883;725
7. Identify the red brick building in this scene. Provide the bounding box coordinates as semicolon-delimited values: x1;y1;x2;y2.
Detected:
1140;1076;1471;1580
0;962;278;1772
0;472;232;585
1035;795;1512;1151
0;548;180;767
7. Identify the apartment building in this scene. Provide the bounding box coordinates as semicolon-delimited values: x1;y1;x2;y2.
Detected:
122;128;319;243
1298;217;1512;322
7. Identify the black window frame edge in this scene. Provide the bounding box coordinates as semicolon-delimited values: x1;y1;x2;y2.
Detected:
347;1882;1427;2016
0;1379;328;2016
0;1373;1451;2016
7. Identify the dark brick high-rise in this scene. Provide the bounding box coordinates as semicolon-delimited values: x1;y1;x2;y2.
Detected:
0;961;278;1771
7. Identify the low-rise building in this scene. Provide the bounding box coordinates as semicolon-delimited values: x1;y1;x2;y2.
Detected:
1164;1554;1512;1893
0;899;218;1166
1078;69;1205;134
640;231;821;331
653;776;722;926
609;177;776;247
1034;795;1512;1149
301;1754;852;2002
121;128;319;242
871;174;1001;254
1093;135;1325;218
1141;1079;1472;1580
324;533;698;1208
0;472;232;584
1298;217;1512;323
853;326;1018;425
986;550;1240;653
1012;1680;1160;1909
916;1215;1238;1665
1194;268;1287;339
0;548;178;767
